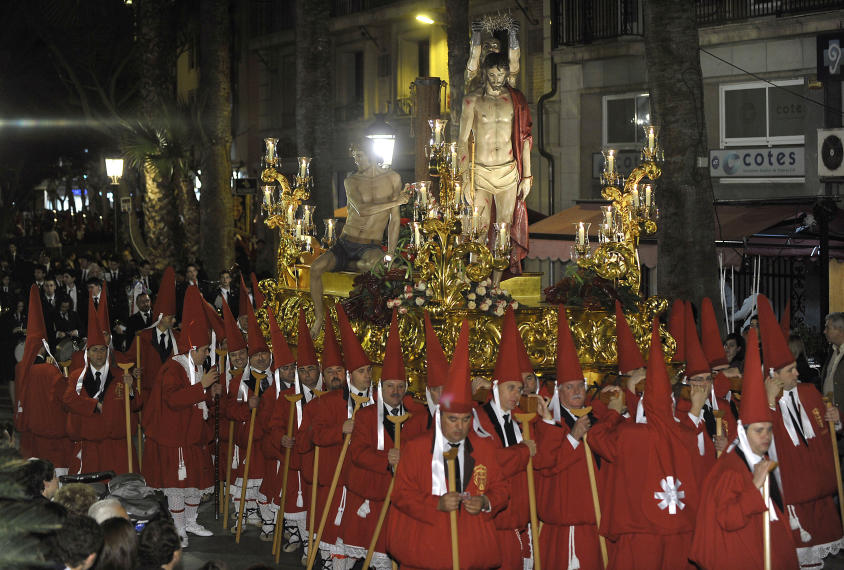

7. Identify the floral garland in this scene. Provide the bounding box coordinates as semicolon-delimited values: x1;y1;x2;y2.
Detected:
463;277;518;317
388;280;435;314
543;264;641;311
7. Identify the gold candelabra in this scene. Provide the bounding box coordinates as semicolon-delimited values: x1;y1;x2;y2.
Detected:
575;124;662;294
260;138;315;286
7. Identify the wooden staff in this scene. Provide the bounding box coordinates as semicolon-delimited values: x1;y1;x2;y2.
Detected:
59;360;72;377
135;333;143;471
575;406;608;569
117;362;134;474
306;392;369;570
444;447;460;570
824;394;844;527
306;387;328;561
762;460;778;570
272;393;304;562
515;411;541;570
713;409;725;458
236;371;265;544
222;367;243;529
214;350;227;521
363;413;411;568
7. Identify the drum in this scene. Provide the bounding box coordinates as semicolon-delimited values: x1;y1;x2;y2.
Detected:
56;337;77;363
14;340;25;362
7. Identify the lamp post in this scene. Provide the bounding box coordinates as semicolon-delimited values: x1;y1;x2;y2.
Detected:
365;114;397;168
105;157;124;253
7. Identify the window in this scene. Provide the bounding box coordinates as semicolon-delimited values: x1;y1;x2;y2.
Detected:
602;93;651;147
719;79;806;147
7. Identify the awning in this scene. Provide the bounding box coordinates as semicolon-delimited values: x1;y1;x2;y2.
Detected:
527;202;844;267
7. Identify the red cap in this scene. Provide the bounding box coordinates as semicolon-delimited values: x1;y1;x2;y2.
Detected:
336;303;371;372
684;305;710;377
320;311;344;370
238;274;251;316
380;309;406;381
424;312;448;388
492;307;524;384
297;309;319;367
246;300;270;357
86;296;108;348
643;318;672;420
668;299;686;362
268;308;295;368
780;299;791;339
251;273;266;309
25;284;47;345
615;300;646;374
203;299;225;340
98;282;110;333
221;295;246;352
179;286;210;350
700;298;728;368
556;305;584;383
739;328;771;425
152;267;176;317
758;294;794;372
439;320;473;413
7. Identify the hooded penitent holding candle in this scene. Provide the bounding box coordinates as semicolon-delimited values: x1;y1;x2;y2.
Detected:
142;285;218;548
387;319;507;569
758;294;844;567
616;300;647;419
691;328;799;569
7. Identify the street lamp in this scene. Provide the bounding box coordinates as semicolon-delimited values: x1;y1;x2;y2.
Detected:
105;158;124;185
105;157;124;253
366;114;396;168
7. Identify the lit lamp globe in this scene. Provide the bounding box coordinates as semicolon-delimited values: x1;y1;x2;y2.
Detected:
105;158;124;185
365;115;396;168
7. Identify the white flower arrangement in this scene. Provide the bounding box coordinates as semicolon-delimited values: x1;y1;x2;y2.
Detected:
389;279;435;312
462;277;518;316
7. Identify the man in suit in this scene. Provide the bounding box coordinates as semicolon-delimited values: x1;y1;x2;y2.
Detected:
136;260;157;296
822;312;844;406
54;299;82;344
126;292;154;339
212;269;237;317
60;270;84;314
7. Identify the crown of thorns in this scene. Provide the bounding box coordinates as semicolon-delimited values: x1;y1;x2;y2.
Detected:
480;12;516;33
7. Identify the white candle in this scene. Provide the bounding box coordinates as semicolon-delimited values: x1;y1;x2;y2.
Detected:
577;222;585;245
607;150;615;174
286;204;296;226
644;184;653;209
648;127;655;152
472;206;480;233
631;186;640;209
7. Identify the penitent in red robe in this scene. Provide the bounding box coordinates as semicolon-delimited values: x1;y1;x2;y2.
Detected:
533;401;624;570
386;430;509;570
19;363;73;468
690;446;798;569
141;358;214;490
340;396;428;560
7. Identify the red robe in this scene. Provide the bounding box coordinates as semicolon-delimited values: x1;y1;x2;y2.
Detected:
676;396;738;477
340;396;428;558
127;328;179;404
63;366;141;474
534;403;624;570
19;363;73;467
300;387;367;548
141;357;215;489
258;384;308;513
506;86;532;276
387;430;509;569
690;446;798;569
222;370;271;481
772;384;843;561
587;407;701;570
474;401;533;568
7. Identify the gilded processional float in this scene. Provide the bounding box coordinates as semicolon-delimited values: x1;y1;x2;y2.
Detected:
253;21;674;393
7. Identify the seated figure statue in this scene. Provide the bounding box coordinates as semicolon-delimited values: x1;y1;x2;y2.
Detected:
309;138;411;337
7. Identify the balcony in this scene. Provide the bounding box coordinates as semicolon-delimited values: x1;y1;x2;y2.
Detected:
552;0;844;47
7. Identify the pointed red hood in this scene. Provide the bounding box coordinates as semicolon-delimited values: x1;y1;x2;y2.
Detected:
556;305;584;383
492;307;524;384
668;299;686;362
320;311;344;370
424;312;449;388
439;320;472;413
221;295;246;352
616;300;645;373
684;304;710;378
700;297;728;368
380;309;406;381
758;294;794;372
739;329;771;425
268;308;295;368
153;267;176;317
336;303;371;372
246;299;270;357
251;273;266;308
296;309;319;367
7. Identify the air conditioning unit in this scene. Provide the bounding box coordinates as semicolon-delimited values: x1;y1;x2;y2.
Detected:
818;128;844;178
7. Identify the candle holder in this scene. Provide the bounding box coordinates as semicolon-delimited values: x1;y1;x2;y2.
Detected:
572;221;591;259
601;149;621;187
410;221;425;251
263;138;279;168
637;183;655;221
300;205;315;236
295;156;313;191
413;181;431;221
641;124;664;163
322;218;337;249
261;185;276;216
599;205;617;243
492;222;511;259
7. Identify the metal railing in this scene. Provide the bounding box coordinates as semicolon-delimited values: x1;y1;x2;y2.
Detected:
331;0;401;18
552;0;844;47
